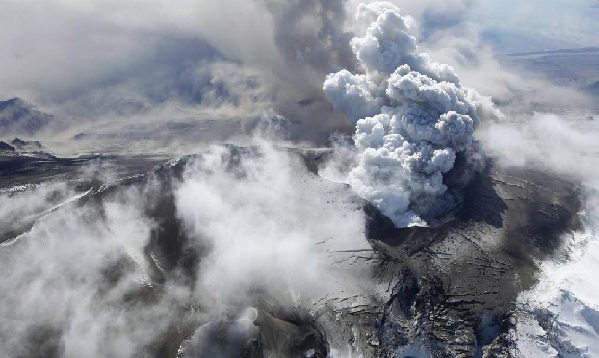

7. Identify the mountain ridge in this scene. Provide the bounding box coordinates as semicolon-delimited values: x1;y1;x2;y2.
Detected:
0;97;54;136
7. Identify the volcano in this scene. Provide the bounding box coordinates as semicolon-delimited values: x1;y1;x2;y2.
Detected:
0;145;581;357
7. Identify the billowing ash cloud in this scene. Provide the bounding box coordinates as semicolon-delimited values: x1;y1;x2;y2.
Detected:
324;2;498;227
265;0;356;75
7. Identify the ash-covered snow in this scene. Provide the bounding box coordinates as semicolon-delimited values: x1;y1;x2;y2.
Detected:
497;117;599;357
515;230;599;357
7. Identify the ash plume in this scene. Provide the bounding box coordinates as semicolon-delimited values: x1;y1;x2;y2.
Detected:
324;2;499;227
265;0;357;76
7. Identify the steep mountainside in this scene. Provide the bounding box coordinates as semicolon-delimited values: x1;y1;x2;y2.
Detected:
0;146;581;357
0;98;54;136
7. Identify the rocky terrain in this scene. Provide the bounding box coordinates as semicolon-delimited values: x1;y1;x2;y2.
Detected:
0;146;581;358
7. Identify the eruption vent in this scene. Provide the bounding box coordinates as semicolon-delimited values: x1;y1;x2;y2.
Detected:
324;2;496;227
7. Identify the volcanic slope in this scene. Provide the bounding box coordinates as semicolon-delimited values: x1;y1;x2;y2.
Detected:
0;145;580;358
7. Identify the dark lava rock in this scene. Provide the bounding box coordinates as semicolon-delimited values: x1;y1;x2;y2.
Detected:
11;137;43;151
359;162;581;357
176;309;328;358
0;141;15;151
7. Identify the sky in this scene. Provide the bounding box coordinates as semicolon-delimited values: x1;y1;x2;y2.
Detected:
0;0;597;136
471;0;599;52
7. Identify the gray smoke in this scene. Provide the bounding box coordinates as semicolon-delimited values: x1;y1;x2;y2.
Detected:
324;2;499;227
266;0;356;74
0;0;360;145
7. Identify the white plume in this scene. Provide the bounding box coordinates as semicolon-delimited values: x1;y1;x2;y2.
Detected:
324;2;498;227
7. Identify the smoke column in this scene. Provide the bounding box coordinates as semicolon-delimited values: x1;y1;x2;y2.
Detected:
324;2;497;227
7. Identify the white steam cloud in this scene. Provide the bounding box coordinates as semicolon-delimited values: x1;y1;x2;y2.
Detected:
323;2;498;227
175;141;372;308
0;186;181;357
0;141;376;357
